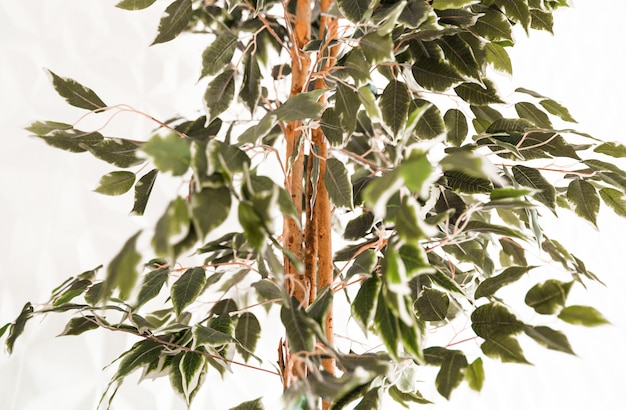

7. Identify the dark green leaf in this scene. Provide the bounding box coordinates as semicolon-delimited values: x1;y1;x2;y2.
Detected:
240;52;262;113
200;32;238;79
360;32;393;63
325;158;353;209
567;179;599;227
136;267;169;308
84;138;144;168
152;0;193;45
238;201;266;250
31;128;104;153
205;69;236;121
94;171;136;196
437;35;480;78
515;102;552;128
454;81;504;105
473;7;513;41
374;290;399;359
524;325;575;354
475;266;535;299
338;0;373;22
335;83;360;135
465;358;484;391
191;186;231;239
599;188;626;217
274;90;325;122
52;279;91;306
399;0;431;27
540;99;576;122
171;267;207;317
115;339;164;381
142;133;190;176
436;352;467;399
481;335;530;364
524;279;573;314
380;80;410;135
58;316;99;336
413;100;445;140
229;398;264;410
116;0;157;10
444;170;493;194
179;351;206;406
415;288;449;321
346;249;377;278
194;324;236;346
388;385;432;406
320;108;344;146
498;0;530;29
444;109;468;146
411;59;463;92
281;297;316;353
5;302;34;354
47;70;107;111
512;165;556;211
352;275;381;334
104;231;142;301
558;305;610;326
353;388;381;410
471;303;524;339
132;169;158;215
344;212;375;241
235;312;261;362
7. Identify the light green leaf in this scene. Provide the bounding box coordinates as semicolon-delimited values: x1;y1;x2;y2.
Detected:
444;109;468;147
471;303;524;339
435;352;467;399
191;186;231;239
229;398;264;410
94;171;136;196
136;267;169;308
524;325;575;354
530;8;554;33
567;179;599;227
58;316;99;336
465;358;484;391
481;335;530;364
142;133;190;176
153;197;190;257
599;188;626;217
171;267;207;317
485;42;512;74
235;312;261;362
46;70;107;111
595;142;626;158
415;288;449;321
540;99;576;122
105;231;143;301
131;169;158;216
5;302;34;354
475;266;536;299
411;59;463;92
205;68;236;121
274;90;325;122
524;279;573;315
400;152;433;195
116;0;157;9
152;0;193;45
498;0;530;29
200;32;238;79
558;305;610;326
432;0;478;10
380;80;410;135
325;158;353;209
512;165;556;211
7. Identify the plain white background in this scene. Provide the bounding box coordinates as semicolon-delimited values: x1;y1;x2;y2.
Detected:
1;1;625;409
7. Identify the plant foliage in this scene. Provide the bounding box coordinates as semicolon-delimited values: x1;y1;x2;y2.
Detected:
3;0;618;408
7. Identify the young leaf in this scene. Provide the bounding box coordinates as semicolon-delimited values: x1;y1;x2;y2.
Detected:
116;0;157;10
58;316;100;336
5;302;34;354
465;358;484;391
136;267;169;308
567;179;599;227
171;267;207;317
46;70;107;111
325;158;353;209
200;32;239;79
104;231;143;301
205;69;236;121
141;133;191;176
524;280;573;315
235;312;261;362
474;266;536;299
380;80;410;135
599;188;626;217
94;171;136;196
524;325;575;354
558;305;610;326
132;169;158;216
152;0;193;45
480;335;530;364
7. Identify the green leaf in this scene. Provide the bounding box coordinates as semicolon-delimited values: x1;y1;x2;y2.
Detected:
400;151;433;195
281;298;316;353
335;83;360;134
515;102;552;128
179;351;206;406
191;186;231;239
194;324;236;346
444;109;468;147
229;398;264;410
200;32;238;79
237;113;278;145
104;231;142;301
524;279;573;315
530;8;554;33
238;201;266;250
116;0;157;10
512;165;556;211
411;59;463;92
567;179;599;227
432;0;478;9
142;133;190;176
240;52;262;113
115;339;164;381
599;188;626;217
360;32;393;63
380;80;410;135
5;302;34;354
274;90;326;122
413;100;445;140
454;81;504;105
30;127;104;153
136;267;169;308
374;290;399;359
205;68;236;121
444;170;493;194
153;197;190;257
481;335;530;364
524;325;575;354
171;267;207;317
344;212;375;241
325;158;353;209
471;303;524;339
320;108;344;146
46;70;107;111
352;275;382;334
485;42;512;74
94;171;136;196
594;142;626;158
558;305;610;326
465;358;484;391
498;0;530;29
132;169;158;215
473;8;513;42
475;266;536;299
435;352;467;399
0;323;10;340
152;0;193;45
84;138;144;168
235;312;261;362
338;0;373;22
58;316;99;336
415;288;449;321
437;35;480;79
539;99;576;122
52;279;92;306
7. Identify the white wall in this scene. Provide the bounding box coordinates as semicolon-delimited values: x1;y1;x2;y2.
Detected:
1;1;625;409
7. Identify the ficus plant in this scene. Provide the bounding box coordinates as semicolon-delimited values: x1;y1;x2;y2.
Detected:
2;0;622;408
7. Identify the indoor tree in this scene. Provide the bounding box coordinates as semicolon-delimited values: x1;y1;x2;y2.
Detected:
2;0;622;409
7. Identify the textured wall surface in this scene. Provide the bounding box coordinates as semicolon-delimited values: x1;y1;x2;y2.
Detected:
1;1;625;409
